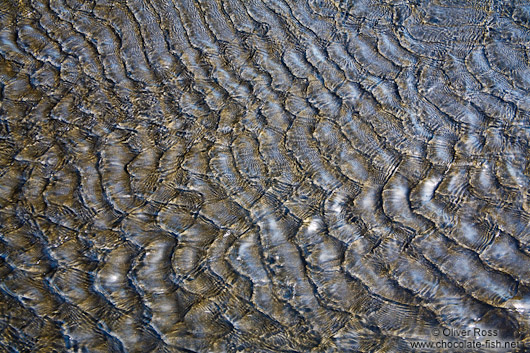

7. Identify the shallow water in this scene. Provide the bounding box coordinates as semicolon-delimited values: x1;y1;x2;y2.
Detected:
1;0;530;352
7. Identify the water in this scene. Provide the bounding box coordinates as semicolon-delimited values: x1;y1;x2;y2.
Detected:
0;0;529;352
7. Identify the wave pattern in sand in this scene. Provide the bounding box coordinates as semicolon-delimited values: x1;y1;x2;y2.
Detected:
1;0;530;352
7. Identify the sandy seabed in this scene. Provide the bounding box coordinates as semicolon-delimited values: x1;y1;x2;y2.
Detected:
1;0;529;352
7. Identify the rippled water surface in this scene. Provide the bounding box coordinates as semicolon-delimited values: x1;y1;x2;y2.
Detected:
1;0;530;352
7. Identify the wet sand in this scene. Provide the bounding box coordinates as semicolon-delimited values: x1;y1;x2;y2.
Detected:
0;0;529;351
